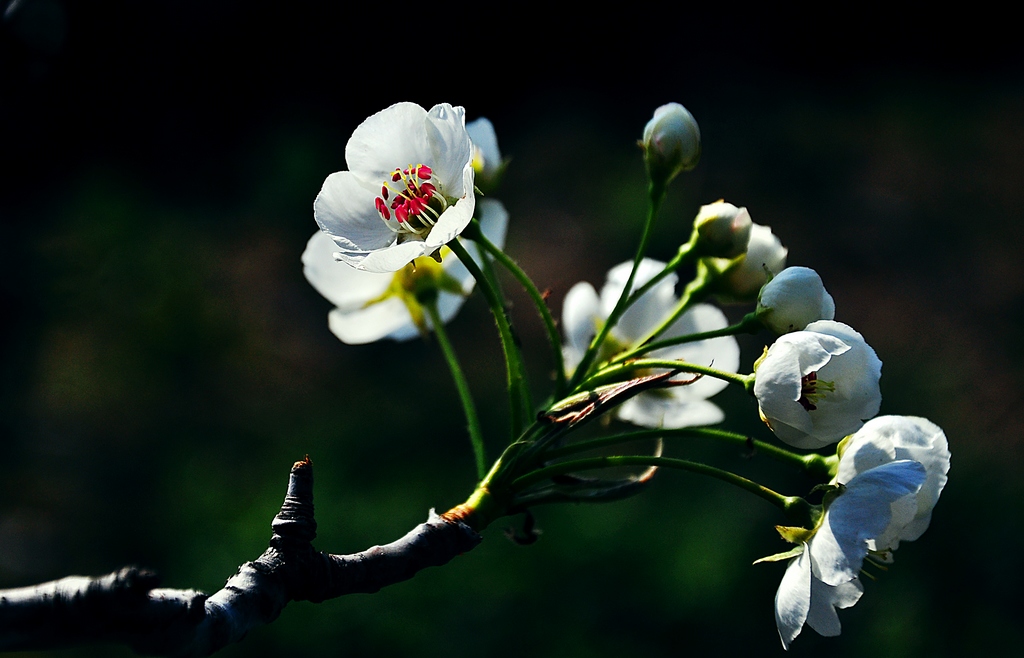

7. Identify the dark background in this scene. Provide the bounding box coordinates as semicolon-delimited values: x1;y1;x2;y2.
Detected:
2;2;1022;655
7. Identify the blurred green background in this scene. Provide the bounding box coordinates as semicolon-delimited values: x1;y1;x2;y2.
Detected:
2;2;1022;656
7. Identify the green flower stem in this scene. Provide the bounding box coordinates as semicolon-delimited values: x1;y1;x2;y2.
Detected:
542;427;819;473
569;179;667;390
510;455;797;513
614;312;763;364
424;300;487;480
621;240;697;315
469;221;567;397
581;358;755;392
450;238;531;439
630;266;714;349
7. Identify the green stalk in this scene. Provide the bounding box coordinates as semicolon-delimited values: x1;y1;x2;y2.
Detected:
541;427;827;474
424;300;487;480
629;268;714;349
580;358;755;392
620;240;697;316
510;455;799;513
614;313;763;364
569;178;667;390
449;238;531;439
470;222;567;397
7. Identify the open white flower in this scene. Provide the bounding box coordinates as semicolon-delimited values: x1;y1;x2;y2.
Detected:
757;266;836;334
562;259;740;428
773;416;949;647
835;415;951;551
774;461;926;648
314;102;476;273
303;199;508;345
754;320;881;449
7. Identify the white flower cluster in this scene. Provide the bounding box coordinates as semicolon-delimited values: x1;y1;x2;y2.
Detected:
749;269;949;649
302;102;950;651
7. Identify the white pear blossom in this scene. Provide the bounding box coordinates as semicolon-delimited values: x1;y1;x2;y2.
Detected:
775;416;949;648
754;320;881;449
757;266;836;334
562;259;739;428
303;199;508;345
314;102;476;273
835;415;951;550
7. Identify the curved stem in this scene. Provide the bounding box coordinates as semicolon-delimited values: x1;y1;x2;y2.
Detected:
630;268;714;349
568;179;667;390
581;358;755;391
450;238;532;440
510;455;797;513
424;300;487;479
621;240;697;316
614;312;764;364
470;221;567;397
542;427;825;473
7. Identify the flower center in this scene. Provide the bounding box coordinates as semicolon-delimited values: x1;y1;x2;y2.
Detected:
374;164;449;237
798;371;836;411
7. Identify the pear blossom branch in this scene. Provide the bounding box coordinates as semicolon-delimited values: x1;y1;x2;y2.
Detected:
0;458;481;656
424;299;488;478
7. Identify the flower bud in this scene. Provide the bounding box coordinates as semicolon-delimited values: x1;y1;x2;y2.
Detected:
642;103;701;185
756;266;836;334
704;223;788;301
691;200;753;258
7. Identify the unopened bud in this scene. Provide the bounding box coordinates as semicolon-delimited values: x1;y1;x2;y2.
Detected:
692;200;753;258
642;103;701;185
756;266;836;333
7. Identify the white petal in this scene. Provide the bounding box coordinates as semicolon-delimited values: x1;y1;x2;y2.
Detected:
775;547;811;650
838;415;950;543
467;117;501;179
314;171;395;253
423;164;476;249
425;104;473;198
601;258;677;342
812;460;926;586
301;232;391;309
327;299;417;345
338;239;434;274
345;102;433;181
562;282;601;368
805;577;863;638
617;395;725;428
435;290;469;327
654;304;739;401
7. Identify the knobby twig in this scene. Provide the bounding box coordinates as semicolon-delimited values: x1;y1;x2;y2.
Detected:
0;458;482;656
